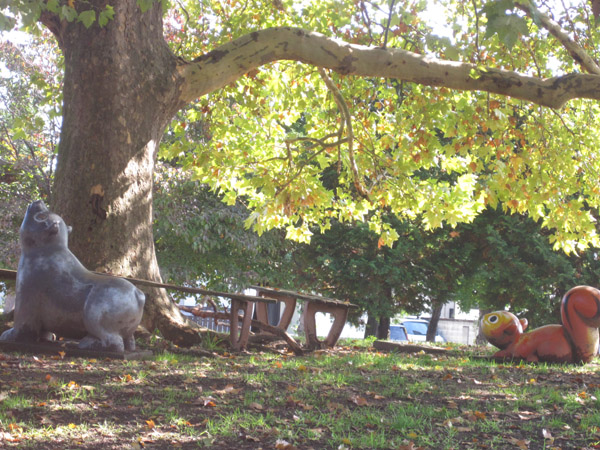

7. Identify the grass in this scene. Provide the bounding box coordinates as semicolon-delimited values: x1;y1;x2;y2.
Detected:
1;341;600;449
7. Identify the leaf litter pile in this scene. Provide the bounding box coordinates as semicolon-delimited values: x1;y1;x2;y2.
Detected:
1;343;600;449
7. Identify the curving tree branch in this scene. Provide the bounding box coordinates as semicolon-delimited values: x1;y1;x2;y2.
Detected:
515;1;600;75
177;26;600;109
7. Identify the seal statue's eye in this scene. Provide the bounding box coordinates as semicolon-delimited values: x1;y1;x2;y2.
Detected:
34;212;48;222
489;315;498;324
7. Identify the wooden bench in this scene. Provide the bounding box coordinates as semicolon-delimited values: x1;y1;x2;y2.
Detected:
251;286;358;350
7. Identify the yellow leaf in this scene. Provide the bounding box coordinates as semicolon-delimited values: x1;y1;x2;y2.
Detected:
474;411;486;420
145;419;156;430
68;423;76;429
407;431;418;439
8;423;22;433
68;0;75;7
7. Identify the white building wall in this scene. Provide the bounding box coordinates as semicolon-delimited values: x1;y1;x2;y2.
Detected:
438;318;479;345
436;301;480;345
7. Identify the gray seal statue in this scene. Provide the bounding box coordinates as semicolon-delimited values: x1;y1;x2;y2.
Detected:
0;200;145;352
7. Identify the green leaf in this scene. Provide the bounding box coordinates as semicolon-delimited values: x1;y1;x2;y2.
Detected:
12;128;26;140
98;6;115;27
0;12;16;31
46;0;60;13
78;10;96;28
482;0;529;49
137;0;155;13
61;5;78;22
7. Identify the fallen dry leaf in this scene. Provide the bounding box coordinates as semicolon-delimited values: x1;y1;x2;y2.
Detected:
508;437;530;449
215;384;242;396
542;428;553;441
397;441;426;450
349;395;368;406
275;439;299;449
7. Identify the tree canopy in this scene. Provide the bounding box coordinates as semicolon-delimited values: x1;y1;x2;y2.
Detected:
4;0;600;254
163;0;600;253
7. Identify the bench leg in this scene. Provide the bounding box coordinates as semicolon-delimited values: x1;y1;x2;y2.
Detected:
303;303;349;350
255;293;297;331
230;299;253;351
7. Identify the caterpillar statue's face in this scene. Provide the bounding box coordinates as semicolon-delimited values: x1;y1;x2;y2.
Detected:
480;311;529;350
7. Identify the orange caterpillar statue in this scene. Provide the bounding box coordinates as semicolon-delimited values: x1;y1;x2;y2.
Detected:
480;286;600;363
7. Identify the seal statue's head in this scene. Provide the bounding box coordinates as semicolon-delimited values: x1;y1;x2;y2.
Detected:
20;200;71;251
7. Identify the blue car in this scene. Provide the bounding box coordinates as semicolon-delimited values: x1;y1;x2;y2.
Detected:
389;325;409;341
392;319;446;343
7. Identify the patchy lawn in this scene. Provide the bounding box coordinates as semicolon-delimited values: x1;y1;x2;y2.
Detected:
1;340;600;449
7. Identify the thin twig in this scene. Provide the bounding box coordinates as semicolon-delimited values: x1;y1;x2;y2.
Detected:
515;1;600;74
382;0;396;49
285;135;349;150
317;68;370;200
471;0;481;63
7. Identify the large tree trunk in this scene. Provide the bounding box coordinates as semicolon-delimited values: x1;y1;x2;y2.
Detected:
376;316;390;340
426;301;443;342
41;2;199;346
364;315;377;338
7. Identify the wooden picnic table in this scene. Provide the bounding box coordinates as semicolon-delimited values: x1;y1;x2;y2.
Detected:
251;285;358;350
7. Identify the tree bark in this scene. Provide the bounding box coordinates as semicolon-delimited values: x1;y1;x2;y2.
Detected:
376;316;391;340
41;1;199;346
426;302;443;342
364;315;377;338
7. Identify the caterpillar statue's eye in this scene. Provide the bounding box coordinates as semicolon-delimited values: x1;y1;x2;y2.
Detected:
34;212;49;222
488;315;498;324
